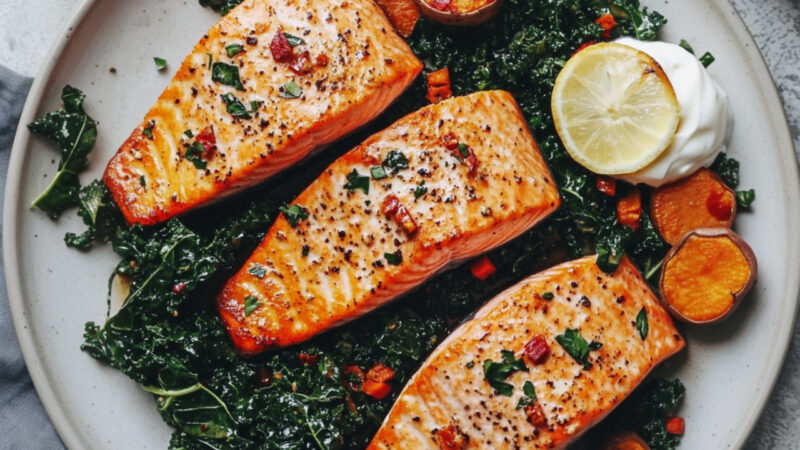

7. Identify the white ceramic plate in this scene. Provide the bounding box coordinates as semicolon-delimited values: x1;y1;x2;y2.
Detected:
5;0;799;448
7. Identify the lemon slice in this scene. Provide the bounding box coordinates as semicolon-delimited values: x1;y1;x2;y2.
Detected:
551;42;680;175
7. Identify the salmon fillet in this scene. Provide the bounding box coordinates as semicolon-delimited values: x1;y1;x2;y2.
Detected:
369;255;685;449
104;0;422;225
217;91;561;354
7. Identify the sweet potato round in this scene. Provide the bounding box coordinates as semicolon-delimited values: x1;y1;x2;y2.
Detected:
599;431;651;450
659;228;757;324
650;168;737;245
414;0;504;26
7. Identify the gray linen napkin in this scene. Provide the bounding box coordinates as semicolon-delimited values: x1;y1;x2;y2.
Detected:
0;64;65;450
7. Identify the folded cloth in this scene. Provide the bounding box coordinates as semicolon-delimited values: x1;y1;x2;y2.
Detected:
0;65;65;449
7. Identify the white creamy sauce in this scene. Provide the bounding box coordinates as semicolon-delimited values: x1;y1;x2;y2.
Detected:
615;37;733;187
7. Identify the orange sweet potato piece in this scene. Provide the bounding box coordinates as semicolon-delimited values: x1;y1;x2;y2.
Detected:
660;228;757;324
362;379;392;399
617;187;642;231
651;168;736;245
375;0;420;37
427;68;452;103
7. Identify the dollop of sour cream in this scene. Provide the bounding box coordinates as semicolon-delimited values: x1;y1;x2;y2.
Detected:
614;38;733;187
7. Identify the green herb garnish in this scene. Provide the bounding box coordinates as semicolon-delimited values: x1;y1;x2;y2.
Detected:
700;51;715;67
384;251;402;266
184;142;208;170
154;57;167;71
414;181;427;199
225;43;244;57
279;80;302;99
279;204;308;227
678;39;694;54
483;350;527;396
27;85;98;219
383;150;408;174
221;93;250;118
515;380;537;409
542;292;554;300
248;263;267;278
183;129;193;138
736;189;756;209
370;166;387;180
142;120;155;139
636;307;649;340
555;328;601;369
211;62;244;90
139;176;147;187
283;33;304;46
344;169;370;194
243;295;262;316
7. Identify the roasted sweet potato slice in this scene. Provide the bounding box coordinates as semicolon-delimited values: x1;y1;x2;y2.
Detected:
650;168;736;245
375;0;420;37
600;431;651;450
660;228;757;324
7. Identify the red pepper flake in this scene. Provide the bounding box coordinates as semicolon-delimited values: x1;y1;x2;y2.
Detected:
343;365;365;391
523;334;550;365
315;54;329;67
706;186;734;221
172;282;188;294
442;132;459;150
435;424;468;450
524;402;548;428
571;41;596;57
289;51;312;75
382;194;418;235
429;0;453;12
270;32;293;62
470;256;496;280
366;363;395;383
464;147;479;176
298;352;319;365
595;13;618;39
195;126;217;154
665;416;685;435
596;176;617;196
616;187;642;232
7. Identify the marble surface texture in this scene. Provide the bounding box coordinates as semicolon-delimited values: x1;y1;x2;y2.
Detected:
1;0;799;448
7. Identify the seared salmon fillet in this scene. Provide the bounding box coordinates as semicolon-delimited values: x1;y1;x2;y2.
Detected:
104;0;422;225
217;91;560;354
369;255;685;449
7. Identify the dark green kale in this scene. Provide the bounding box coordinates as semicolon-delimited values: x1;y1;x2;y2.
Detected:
607;1;667;41
710;152;740;188
28;85;98;219
611;378;686;449
736;189;756;209
64;180;125;249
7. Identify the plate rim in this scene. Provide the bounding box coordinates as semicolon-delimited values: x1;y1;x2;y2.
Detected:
4;0;798;449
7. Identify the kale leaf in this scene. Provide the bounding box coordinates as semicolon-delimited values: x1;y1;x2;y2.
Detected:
28;85;97;219
710;152;740;188
612;378;686;449
64;180;125;249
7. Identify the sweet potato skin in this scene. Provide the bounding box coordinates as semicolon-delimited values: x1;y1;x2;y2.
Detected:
659;227;757;324
650;169;737;245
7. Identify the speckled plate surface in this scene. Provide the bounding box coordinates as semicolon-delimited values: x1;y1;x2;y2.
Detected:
5;0;798;448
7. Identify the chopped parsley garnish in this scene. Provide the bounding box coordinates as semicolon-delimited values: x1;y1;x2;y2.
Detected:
555;328;601;369
370;166;387;180
153;57;167;71
700;51;715;67
678;39;694;54
249;100;262;114
211;62;244;90
301;245;310;257
183;129;193;138
736;189;756;209
283;33;304;47
279;80;302;99
279;204;308;227
344;169;370;194
515;380;537;409
414;181;427;199
384;251;402;266
142;120;155;139
248;263;267;278
206;53;213;69
483;350;527;396
466;361;475;369
542;291;554;300
225;43;244;57
457;143;470;158
184;142;208;169
243;295;262;316
636;307;649;340
221;93;251;118
383;150;409;174
139;176;146;187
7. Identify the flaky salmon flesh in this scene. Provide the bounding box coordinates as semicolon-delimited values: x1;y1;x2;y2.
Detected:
217;91;561;354
104;0;422;225
369;255;685;449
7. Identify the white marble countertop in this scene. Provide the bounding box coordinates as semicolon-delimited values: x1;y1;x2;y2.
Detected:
1;0;799;448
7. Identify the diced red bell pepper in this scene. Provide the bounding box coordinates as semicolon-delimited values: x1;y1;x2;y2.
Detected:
596;176;617;196
270;32;293;62
524;334;550;364
470;256;496;280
